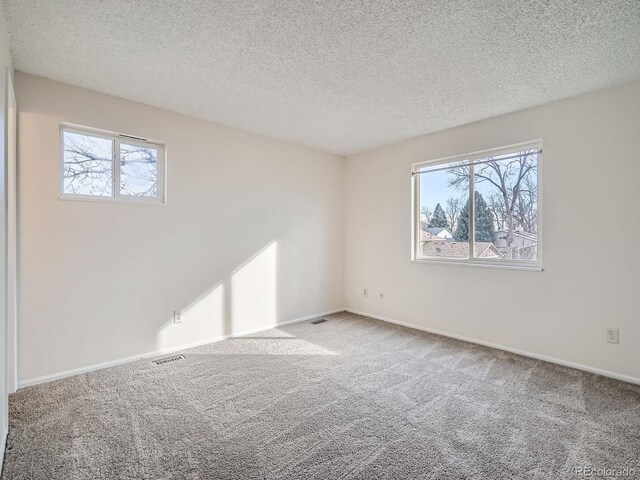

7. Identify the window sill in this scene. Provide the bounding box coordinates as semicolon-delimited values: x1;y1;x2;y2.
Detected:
59;194;166;206
411;257;543;271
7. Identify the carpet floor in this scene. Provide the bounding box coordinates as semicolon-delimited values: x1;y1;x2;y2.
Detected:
3;312;639;479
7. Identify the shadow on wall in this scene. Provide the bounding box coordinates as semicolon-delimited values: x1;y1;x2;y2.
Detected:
154;242;279;352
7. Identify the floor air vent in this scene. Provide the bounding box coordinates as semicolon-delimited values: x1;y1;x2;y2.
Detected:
152;354;185;366
311;318;327;325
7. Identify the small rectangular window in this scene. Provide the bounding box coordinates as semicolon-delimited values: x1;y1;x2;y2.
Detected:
60;125;165;203
412;142;542;270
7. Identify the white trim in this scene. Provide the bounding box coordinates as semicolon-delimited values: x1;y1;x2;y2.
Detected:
345;309;640;386
6;69;17;394
413;139;543;170
113;140;121;199
58;194;167;206
410;257;543;271
0;426;6;477
17;308;346;389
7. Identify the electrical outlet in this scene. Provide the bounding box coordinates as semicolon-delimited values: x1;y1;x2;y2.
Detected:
174;310;183;324
363;288;368;297
606;327;619;344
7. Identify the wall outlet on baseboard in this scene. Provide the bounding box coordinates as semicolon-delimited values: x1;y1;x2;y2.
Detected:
606;327;619;344
363;288;368;297
174;310;183;324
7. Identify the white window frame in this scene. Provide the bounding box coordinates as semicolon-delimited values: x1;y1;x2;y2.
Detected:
59;124;167;205
411;140;543;271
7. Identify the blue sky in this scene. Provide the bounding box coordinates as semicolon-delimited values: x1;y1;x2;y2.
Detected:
419;168;466;211
419;167;497;213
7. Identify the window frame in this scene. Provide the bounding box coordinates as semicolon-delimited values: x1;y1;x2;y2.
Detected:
59;124;167;205
411;140;543;271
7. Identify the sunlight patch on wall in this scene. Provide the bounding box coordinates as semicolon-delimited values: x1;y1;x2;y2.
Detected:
154;241;279;353
155;282;225;350
231;242;277;333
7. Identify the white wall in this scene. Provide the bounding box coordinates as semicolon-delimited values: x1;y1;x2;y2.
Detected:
16;72;345;383
345;82;640;382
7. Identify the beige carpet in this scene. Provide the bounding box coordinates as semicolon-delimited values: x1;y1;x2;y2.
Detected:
3;312;639;479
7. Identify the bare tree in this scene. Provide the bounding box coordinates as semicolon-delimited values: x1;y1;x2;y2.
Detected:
487;192;507;230
448;151;538;258
445;197;462;233
119;145;158;197
63;137;113;195
420;205;433;230
514;174;537;233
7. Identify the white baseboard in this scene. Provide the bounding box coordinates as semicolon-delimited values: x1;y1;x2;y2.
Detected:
346;309;640;386
18;308;346;389
0;426;7;476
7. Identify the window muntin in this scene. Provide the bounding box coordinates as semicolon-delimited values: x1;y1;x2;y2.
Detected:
413;143;541;268
60;126;165;203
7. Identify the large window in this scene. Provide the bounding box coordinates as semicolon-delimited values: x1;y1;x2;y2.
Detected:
412;142;542;269
60;125;165;203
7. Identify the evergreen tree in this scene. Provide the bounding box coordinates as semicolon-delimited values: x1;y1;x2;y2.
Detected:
474;191;495;242
454;192;495;242
454;199;470;241
428;203;449;229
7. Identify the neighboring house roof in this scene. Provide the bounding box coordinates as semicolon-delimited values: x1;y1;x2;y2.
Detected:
420;230;440;241
421;241;502;258
422;227;453;239
494;229;537;242
423;227;446;235
475;243;503;258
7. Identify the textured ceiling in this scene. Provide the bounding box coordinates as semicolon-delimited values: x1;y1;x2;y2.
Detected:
5;1;640;155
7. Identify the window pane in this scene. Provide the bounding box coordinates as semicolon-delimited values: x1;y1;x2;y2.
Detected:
62;131;113;196
418;161;470;259
119;143;158;197
473;149;538;261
